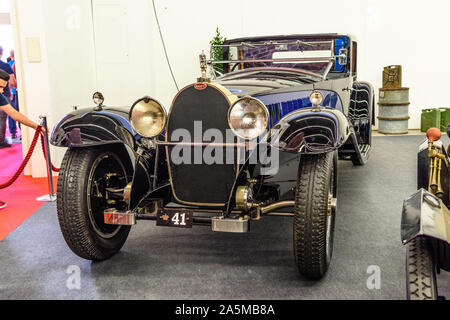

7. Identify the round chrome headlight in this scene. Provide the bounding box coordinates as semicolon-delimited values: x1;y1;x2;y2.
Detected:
309;91;324;106
93;92;104;106
228;96;269;140
130;97;166;138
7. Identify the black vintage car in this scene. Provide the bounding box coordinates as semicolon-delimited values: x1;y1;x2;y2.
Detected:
401;127;450;299
51;33;374;279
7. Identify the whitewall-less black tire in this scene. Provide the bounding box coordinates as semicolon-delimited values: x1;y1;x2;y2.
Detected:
293;151;337;279
56;147;131;261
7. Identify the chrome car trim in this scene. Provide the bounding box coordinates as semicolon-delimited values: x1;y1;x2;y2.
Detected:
211;40;332;48
210;57;334;64
155;140;246;147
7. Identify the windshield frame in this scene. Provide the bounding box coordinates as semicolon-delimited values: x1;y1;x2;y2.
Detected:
208;36;349;80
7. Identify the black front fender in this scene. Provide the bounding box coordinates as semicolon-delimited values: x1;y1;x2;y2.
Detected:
265;107;350;154
401;189;450;245
50;107;136;149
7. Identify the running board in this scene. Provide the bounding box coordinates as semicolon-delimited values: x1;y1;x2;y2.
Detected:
339;132;371;164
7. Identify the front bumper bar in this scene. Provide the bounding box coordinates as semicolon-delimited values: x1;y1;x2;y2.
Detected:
104;208;250;233
103;200;295;232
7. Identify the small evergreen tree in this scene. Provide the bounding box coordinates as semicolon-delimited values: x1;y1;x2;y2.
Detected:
210;27;227;74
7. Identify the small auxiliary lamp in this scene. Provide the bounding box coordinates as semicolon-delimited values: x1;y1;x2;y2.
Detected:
426;127;441;142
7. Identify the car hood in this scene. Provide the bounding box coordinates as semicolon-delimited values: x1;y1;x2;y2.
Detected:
215;78;316;98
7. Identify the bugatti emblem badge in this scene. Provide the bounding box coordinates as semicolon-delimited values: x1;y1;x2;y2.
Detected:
194;83;207;90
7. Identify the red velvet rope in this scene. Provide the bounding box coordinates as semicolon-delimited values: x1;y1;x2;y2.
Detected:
0;126;61;189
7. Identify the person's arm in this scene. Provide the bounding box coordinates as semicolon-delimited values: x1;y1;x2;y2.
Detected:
0;103;42;132
9;74;16;90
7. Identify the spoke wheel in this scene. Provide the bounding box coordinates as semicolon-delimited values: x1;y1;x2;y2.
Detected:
87;153;127;239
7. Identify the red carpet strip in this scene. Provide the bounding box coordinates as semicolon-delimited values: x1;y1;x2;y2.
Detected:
0;143;58;240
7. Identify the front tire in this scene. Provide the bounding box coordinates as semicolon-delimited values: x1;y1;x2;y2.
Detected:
406;237;438;300
294;152;337;279
57;147;131;261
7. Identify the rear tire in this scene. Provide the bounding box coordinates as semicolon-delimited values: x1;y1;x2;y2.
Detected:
293;152;336;279
57;147;131;261
406;237;438;300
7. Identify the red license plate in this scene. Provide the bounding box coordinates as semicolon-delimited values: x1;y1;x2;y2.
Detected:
104;210;135;225
156;208;193;228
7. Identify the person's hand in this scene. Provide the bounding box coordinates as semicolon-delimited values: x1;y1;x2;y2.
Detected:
35;124;46;135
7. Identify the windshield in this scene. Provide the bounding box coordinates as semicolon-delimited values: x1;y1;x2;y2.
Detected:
210;36;349;79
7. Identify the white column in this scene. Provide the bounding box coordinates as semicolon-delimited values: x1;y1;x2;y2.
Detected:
11;0;98;177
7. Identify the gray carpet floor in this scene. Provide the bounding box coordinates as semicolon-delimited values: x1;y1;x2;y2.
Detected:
0;135;449;300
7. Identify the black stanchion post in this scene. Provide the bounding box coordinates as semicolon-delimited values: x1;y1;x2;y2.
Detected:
37;115;56;202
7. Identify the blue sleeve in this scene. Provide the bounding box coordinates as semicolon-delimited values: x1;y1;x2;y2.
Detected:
0;94;8;106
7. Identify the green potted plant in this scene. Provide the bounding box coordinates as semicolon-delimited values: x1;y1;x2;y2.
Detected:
210;27;227;74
